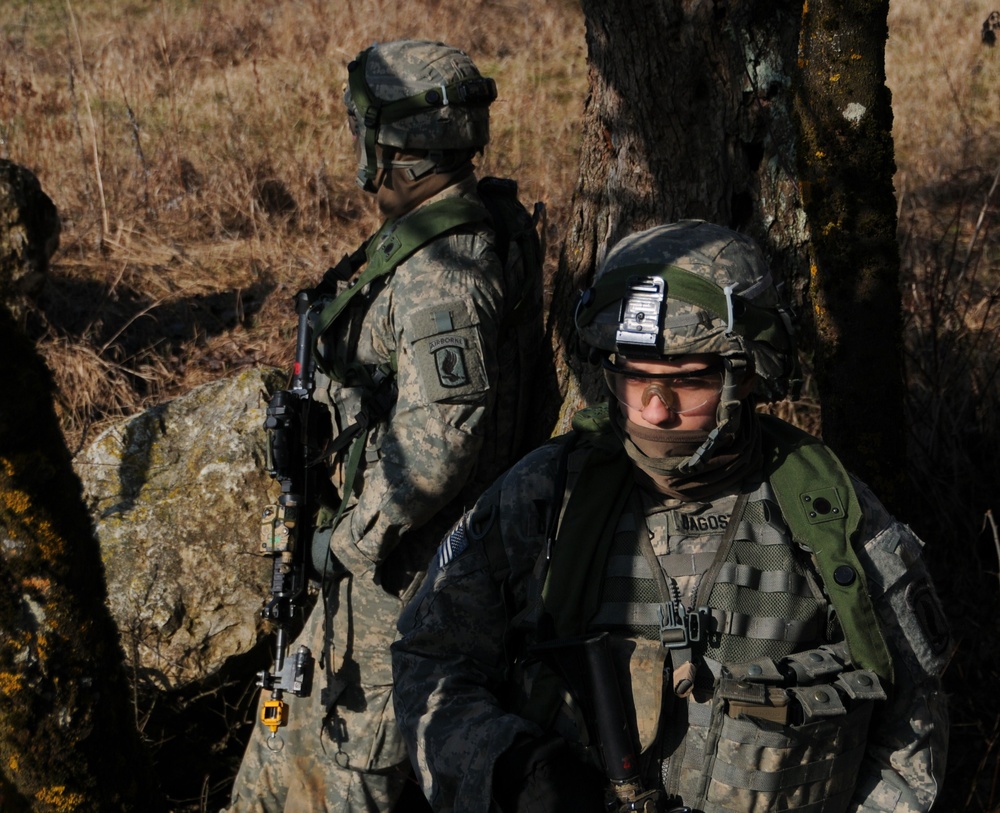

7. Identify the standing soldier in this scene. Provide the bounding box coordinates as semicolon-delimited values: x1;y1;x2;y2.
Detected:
226;39;543;813
392;221;950;813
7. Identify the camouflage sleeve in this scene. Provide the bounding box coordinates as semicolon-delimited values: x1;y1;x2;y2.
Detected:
336;229;505;567
391;445;563;813
848;477;952;812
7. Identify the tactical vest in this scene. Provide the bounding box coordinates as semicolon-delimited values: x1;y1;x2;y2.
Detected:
589;479;829;665
529;405;892;682
501;405;892;813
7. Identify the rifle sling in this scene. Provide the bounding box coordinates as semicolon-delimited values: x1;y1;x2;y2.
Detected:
311;196;490;377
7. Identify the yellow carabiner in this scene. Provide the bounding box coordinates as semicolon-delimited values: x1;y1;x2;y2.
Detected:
261;698;286;735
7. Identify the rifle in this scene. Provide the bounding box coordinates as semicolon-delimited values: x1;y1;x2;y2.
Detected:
530;633;690;813
257;289;322;743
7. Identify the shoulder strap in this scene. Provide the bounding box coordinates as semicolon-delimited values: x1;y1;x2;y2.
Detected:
477;428;577;589
479;405;633;641
507;407;633;727
540;405;634;639
759;414;895;686
311;195;490;362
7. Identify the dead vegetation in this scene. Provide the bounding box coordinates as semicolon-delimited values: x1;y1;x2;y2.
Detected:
888;3;1000;809
1;0;587;454
2;0;999;809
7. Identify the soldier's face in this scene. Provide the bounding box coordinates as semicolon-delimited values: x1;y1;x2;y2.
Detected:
606;354;725;431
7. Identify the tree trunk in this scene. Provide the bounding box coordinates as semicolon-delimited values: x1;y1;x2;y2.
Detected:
547;0;810;429
794;0;907;508
0;304;162;812
547;0;907;506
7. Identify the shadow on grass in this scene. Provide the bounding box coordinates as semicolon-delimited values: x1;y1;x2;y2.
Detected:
898;173;1000;812
32;275;275;364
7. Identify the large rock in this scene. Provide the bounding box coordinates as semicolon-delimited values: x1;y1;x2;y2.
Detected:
74;366;285;691
0;159;60;319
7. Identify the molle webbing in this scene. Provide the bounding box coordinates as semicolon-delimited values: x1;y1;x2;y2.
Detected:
699;482;828;666
529;407;893;687
590;509;664;640
678;697;873;813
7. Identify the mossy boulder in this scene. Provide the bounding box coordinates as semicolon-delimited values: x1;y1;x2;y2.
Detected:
74;366;285;690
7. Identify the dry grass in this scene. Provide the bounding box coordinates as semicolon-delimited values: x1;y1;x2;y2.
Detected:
3;0;1000;809
888;0;1000;188
888;0;1000;522
888;3;1000;810
1;0;587;452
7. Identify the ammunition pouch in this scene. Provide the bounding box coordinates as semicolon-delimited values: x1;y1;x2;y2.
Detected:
673;651;887;813
717;644;885;726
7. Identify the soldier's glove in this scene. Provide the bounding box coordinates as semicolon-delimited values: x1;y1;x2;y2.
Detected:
491;733;605;813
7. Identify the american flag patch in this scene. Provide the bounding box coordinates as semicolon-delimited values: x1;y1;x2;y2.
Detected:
437;523;469;568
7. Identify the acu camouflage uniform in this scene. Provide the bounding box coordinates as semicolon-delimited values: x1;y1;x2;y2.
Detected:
226;173;537;813
391;221;950;813
391;416;951;813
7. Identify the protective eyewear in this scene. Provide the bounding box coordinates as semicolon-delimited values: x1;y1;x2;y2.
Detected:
602;357;724;414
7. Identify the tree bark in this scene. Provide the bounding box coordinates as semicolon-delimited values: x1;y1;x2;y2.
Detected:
547;0;907;506
549;0;810;428
794;0;907;507
0;304;162;812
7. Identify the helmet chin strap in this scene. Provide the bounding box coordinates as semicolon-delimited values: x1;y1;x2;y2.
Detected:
678;356;748;474
394;154;442;181
356;144;408;193
356;164;383;193
354;142;382;192
358;147;448;193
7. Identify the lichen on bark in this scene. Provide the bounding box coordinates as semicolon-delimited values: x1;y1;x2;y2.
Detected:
0;304;161;811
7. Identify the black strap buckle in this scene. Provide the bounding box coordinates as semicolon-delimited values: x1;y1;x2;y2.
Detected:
659;603;703;649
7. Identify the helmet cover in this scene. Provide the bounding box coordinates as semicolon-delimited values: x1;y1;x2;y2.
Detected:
345;40;495;188
575;220;797;402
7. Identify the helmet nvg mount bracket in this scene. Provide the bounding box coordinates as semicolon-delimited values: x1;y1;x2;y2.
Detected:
345;39;497;191
615;276;667;358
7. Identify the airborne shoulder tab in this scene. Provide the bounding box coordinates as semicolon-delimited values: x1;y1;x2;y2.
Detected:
406;299;488;402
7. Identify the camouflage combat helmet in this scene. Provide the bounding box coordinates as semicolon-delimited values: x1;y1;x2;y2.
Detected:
345;40;497;191
575;221;798;469
575;220;797;403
